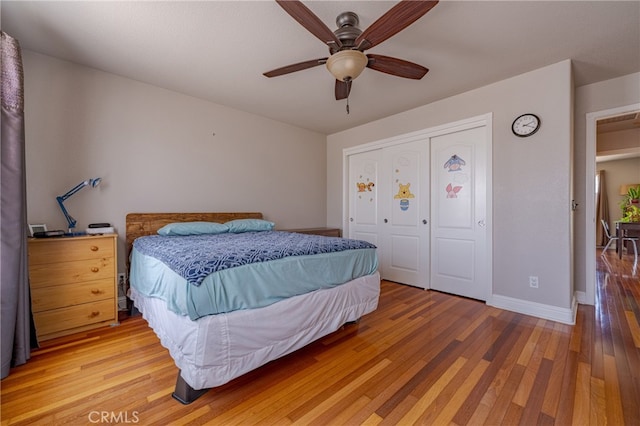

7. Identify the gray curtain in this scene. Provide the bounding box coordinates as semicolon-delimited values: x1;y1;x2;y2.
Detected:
1;31;33;379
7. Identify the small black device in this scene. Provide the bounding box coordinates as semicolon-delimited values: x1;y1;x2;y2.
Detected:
89;223;111;228
33;230;66;238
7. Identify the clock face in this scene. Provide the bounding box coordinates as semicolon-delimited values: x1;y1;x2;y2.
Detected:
512;113;540;137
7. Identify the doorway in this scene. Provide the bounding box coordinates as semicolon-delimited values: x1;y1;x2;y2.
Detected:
585;104;640;305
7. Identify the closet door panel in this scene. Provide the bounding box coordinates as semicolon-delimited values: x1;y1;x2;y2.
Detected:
430;125;488;301
381;140;429;288
348;150;381;248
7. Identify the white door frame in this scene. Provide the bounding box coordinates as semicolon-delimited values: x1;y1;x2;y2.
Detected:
584;103;640;305
343;113;492;294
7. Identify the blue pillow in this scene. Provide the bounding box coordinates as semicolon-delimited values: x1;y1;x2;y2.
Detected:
157;222;229;236
225;219;275;233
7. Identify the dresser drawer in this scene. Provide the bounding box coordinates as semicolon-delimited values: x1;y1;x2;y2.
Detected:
31;278;115;313
28;236;115;265
29;257;115;288
33;299;115;337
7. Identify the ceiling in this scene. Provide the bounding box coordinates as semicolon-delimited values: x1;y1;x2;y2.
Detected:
597;112;640;134
2;1;639;135
596;111;640;162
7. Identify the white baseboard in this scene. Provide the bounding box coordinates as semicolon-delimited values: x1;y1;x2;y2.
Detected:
488;294;577;325
575;291;589;305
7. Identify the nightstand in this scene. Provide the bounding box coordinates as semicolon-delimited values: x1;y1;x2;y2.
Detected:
28;234;119;341
282;227;342;237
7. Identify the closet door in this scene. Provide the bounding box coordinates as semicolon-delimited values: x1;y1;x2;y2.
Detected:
430;125;488;300
348;150;381;247
380;140;429;288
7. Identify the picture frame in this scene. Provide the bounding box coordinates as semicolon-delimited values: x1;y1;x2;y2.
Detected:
28;224;47;237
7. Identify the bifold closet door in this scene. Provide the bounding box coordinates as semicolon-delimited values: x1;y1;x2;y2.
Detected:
348;140;429;289
348;149;381;248
430;125;488;301
379;140;429;288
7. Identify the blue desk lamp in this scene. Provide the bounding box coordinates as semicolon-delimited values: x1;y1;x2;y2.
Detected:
56;177;101;233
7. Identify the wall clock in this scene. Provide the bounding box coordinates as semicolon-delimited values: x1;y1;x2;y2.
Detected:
512;113;541;137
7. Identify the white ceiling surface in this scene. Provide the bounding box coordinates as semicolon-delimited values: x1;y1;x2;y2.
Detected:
2;1;640;135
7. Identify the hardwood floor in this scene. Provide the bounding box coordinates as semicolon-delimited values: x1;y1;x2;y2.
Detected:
1;250;639;425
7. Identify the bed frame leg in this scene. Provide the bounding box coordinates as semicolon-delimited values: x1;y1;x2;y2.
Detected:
171;371;209;404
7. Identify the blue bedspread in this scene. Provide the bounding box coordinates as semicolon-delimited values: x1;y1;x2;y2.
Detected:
133;231;376;287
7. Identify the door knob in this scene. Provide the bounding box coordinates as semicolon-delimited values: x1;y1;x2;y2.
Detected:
384;219;388;223
422;219;428;224
478;220;486;228
349;218;353;222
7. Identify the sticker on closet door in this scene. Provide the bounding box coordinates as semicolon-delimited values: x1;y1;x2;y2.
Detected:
445;183;462;199
394;182;415;210
443;154;466;172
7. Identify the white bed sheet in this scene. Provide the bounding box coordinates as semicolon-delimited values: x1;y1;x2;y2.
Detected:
130;272;380;390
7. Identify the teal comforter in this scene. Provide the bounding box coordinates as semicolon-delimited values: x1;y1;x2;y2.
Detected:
130;232;378;320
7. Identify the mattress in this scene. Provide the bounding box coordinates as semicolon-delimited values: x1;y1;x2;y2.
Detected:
130;231;378;319
130;272;380;390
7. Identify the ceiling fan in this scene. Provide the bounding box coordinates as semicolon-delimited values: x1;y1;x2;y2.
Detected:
264;0;439;107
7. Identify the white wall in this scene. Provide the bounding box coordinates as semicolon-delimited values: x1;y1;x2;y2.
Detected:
574;72;640;296
23;51;327;273
327;61;574;315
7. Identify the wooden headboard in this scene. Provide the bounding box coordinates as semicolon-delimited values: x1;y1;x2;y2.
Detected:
125;212;263;264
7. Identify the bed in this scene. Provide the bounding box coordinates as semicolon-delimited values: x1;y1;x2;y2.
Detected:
126;212;380;404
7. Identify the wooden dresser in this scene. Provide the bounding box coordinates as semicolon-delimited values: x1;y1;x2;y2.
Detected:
282;227;342;237
28;234;118;341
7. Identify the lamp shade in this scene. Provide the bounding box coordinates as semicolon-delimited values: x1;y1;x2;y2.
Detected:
620;184;640;196
326;50;368;82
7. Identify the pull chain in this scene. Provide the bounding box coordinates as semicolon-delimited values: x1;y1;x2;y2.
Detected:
344;78;352;114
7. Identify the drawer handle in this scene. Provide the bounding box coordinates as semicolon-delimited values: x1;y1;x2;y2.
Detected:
90;246;99;252
89;311;100;318
91;289;104;295
91;267;99;273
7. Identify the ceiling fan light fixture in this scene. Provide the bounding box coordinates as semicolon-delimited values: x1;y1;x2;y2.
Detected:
326;50;367;82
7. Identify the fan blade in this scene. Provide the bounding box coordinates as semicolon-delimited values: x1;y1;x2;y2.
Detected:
355;0;439;50
335;79;352;100
366;54;428;79
276;0;342;50
263;58;328;77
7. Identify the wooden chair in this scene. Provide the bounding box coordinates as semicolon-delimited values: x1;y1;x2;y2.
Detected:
601;219;638;262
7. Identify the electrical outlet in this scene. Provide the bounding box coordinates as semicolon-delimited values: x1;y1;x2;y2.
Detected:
529;276;539;288
117;273;127;310
117;273;126;293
